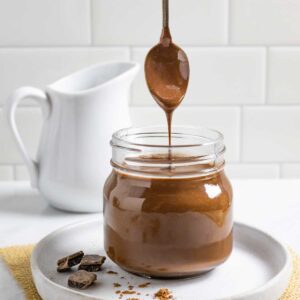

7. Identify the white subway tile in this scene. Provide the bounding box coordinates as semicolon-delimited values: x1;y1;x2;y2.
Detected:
0;48;130;106
131;47;265;105
226;164;280;179
242;107;300;162
0;0;90;46
281;164;300;178
0;108;43;164
15;165;30;181
0;166;14;181
92;0;227;46
268;48;300;103
231;0;300;45
130;106;240;162
130;106;165;125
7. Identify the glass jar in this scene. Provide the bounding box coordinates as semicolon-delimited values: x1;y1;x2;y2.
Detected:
103;126;233;278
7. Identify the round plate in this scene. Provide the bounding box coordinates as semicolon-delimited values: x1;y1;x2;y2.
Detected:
31;219;292;300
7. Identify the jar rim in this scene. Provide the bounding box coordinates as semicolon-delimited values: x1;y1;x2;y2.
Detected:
111;125;224;149
111;126;225;177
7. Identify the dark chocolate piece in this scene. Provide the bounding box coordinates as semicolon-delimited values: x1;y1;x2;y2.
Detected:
114;283;122;287
68;270;97;290
57;260;71;273
57;251;84;272
78;255;106;272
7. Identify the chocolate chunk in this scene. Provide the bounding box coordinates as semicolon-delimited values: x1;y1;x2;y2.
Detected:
78;255;106;272
57;251;84;272
68;270;97;290
57;261;71;272
114;283;122;287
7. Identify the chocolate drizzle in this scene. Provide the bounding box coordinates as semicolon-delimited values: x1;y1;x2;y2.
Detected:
145;0;190;148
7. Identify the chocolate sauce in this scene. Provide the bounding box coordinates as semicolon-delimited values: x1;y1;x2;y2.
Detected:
104;165;233;278
145;0;189;146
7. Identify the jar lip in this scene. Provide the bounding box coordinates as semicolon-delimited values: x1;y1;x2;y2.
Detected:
111;125;224;149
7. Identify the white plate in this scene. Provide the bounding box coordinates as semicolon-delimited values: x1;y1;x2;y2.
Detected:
31;219;292;300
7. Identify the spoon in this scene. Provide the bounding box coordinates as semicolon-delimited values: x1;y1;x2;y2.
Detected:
145;0;190;146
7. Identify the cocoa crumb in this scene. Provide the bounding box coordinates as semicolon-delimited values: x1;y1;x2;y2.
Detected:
154;288;173;300
138;282;151;288
107;270;118;275
120;276;126;279
116;290;121;294
122;290;136;295
117;289;139;299
114;283;122;288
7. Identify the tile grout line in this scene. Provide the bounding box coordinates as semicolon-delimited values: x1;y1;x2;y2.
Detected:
0;45;296;49
226;0;231;45
3;103;300;109
129;46;134;105
0;163;26;167
126;103;300;108
12;165;17;181
265;47;270;104
226;162;288;165
89;0;93;46
238;105;243;163
279;163;283;179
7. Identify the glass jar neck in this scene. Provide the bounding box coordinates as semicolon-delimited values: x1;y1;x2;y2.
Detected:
110;126;225;178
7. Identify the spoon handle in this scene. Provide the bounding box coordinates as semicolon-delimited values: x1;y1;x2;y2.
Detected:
163;0;169;28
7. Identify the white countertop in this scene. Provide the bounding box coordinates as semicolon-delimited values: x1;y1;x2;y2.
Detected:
0;180;299;252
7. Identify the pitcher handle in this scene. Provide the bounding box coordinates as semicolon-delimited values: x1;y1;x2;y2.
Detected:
5;87;51;187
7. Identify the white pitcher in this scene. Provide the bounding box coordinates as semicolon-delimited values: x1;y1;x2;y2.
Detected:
5;62;139;212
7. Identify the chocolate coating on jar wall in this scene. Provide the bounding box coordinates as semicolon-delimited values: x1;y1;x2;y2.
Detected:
103;168;233;278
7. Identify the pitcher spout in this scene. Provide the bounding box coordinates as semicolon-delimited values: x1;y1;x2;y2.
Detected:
47;61;139;95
